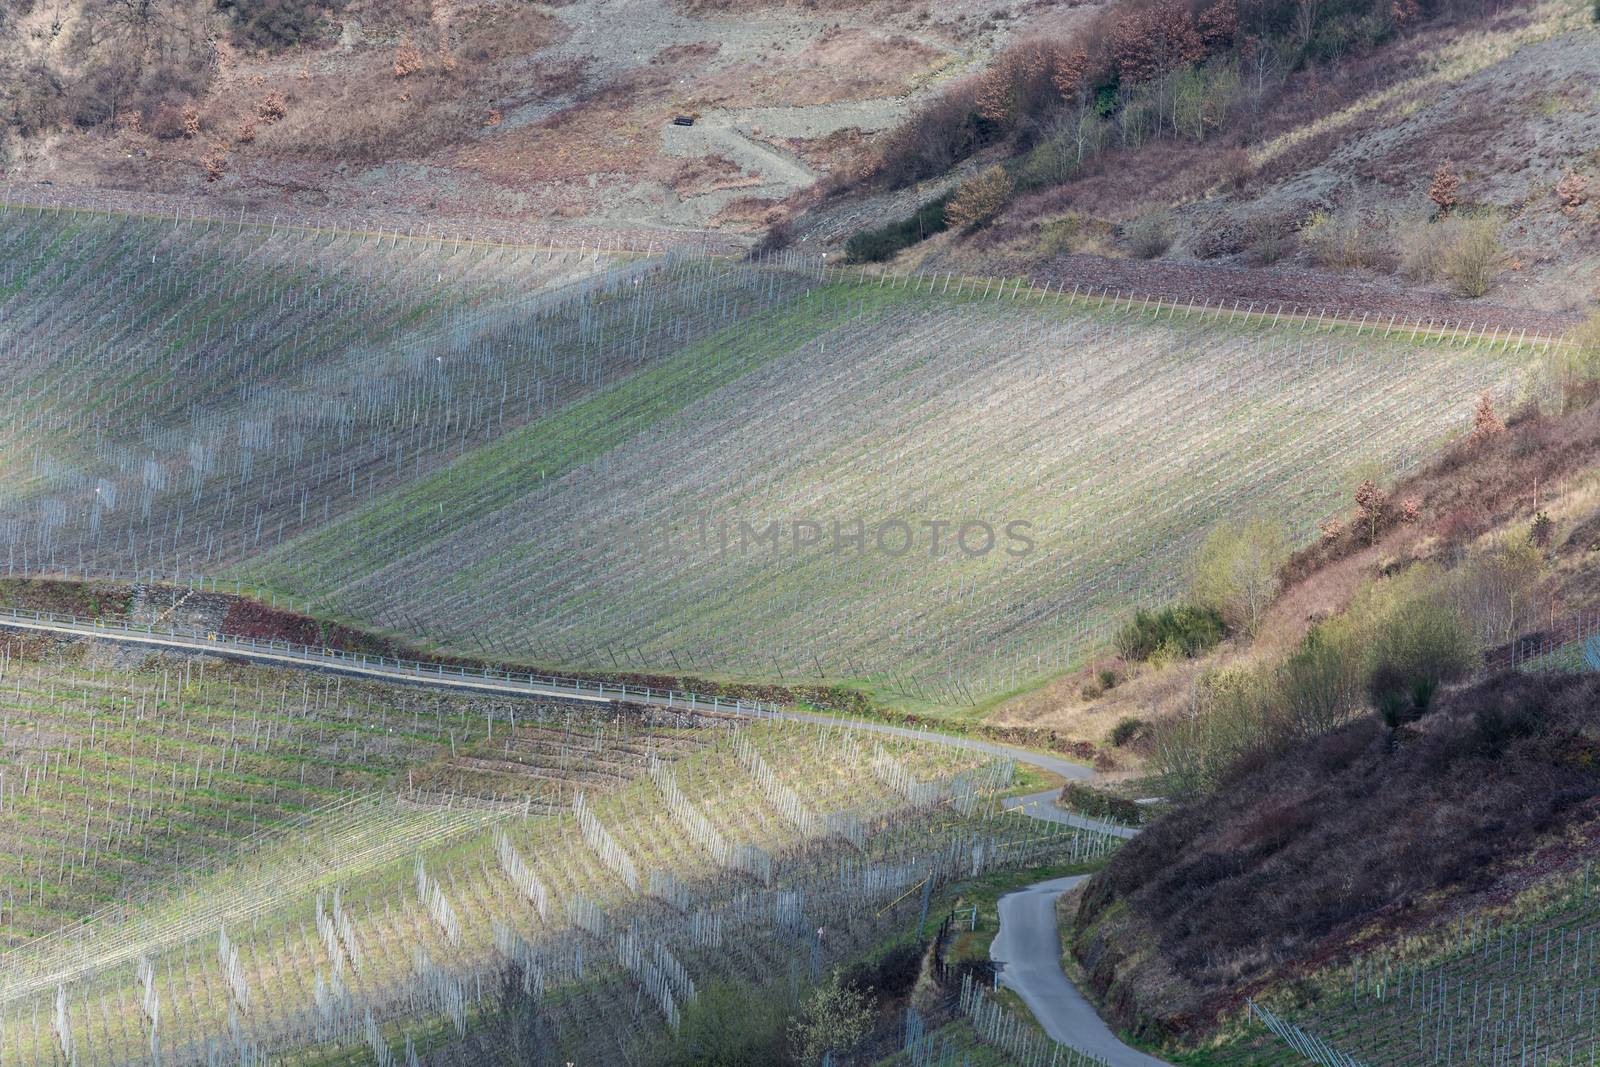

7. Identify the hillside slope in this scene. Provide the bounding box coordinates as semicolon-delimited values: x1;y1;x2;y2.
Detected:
0;634;1062;1065
1072;669;1600;1056
0;206;1548;707
232;275;1535;705
800;0;1600;318
1;0;1105;233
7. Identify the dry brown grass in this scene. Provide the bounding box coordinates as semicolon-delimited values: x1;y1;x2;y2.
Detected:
669;154;762;198
707;196;784;231
454;6;565;63
458;83;658;185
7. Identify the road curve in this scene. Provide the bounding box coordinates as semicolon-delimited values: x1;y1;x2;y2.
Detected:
990;876;1171;1067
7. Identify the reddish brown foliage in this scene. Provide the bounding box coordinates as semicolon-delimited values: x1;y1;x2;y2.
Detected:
1471;392;1505;444
1197;0;1237;51
256;91;288;123
203;143;228;182
1111;2;1204;86
1354;479;1389;545
1052;49;1091;101
977;41;1071;128
1556;171;1589;215
1430;161;1460;215
394;41;425;79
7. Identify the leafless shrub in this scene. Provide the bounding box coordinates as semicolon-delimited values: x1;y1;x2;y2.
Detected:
1441;217;1501;298
1125;212;1174;259
945;166;1014;229
1300;199;1392;272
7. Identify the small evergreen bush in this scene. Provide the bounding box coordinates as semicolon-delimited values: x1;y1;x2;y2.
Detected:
1114;605;1225;661
1110;716;1143;747
843;197;950;263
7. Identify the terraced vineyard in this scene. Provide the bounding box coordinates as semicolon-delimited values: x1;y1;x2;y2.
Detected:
0;633;578;945
249;279;1535;702
0;206;1544;703
0;638;1109;1065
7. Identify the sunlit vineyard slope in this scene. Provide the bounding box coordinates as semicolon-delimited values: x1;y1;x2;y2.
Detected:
247;284;1534;703
0;206;1545;705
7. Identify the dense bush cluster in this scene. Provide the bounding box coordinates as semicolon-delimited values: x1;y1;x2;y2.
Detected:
1060;782;1146;825
843;196;950;262
215;0;342;50
852;0;1484;255
1114;604;1226;662
1147;566;1480;796
1305;201;1506;296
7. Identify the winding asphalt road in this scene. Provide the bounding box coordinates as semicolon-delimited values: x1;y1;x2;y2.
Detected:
990;876;1172;1067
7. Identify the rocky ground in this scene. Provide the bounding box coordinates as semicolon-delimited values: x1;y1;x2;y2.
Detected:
5;0;1108;234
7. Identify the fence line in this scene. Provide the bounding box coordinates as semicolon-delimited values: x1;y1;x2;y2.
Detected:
819;261;1574;354
958;972;1115;1067
0;188;1570;352
1487;608;1600;676
1249;999;1371;1067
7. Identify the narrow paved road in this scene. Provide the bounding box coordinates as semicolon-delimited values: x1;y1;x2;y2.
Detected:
990;876;1172;1067
1002;789;1138;839
0;608;1099;779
